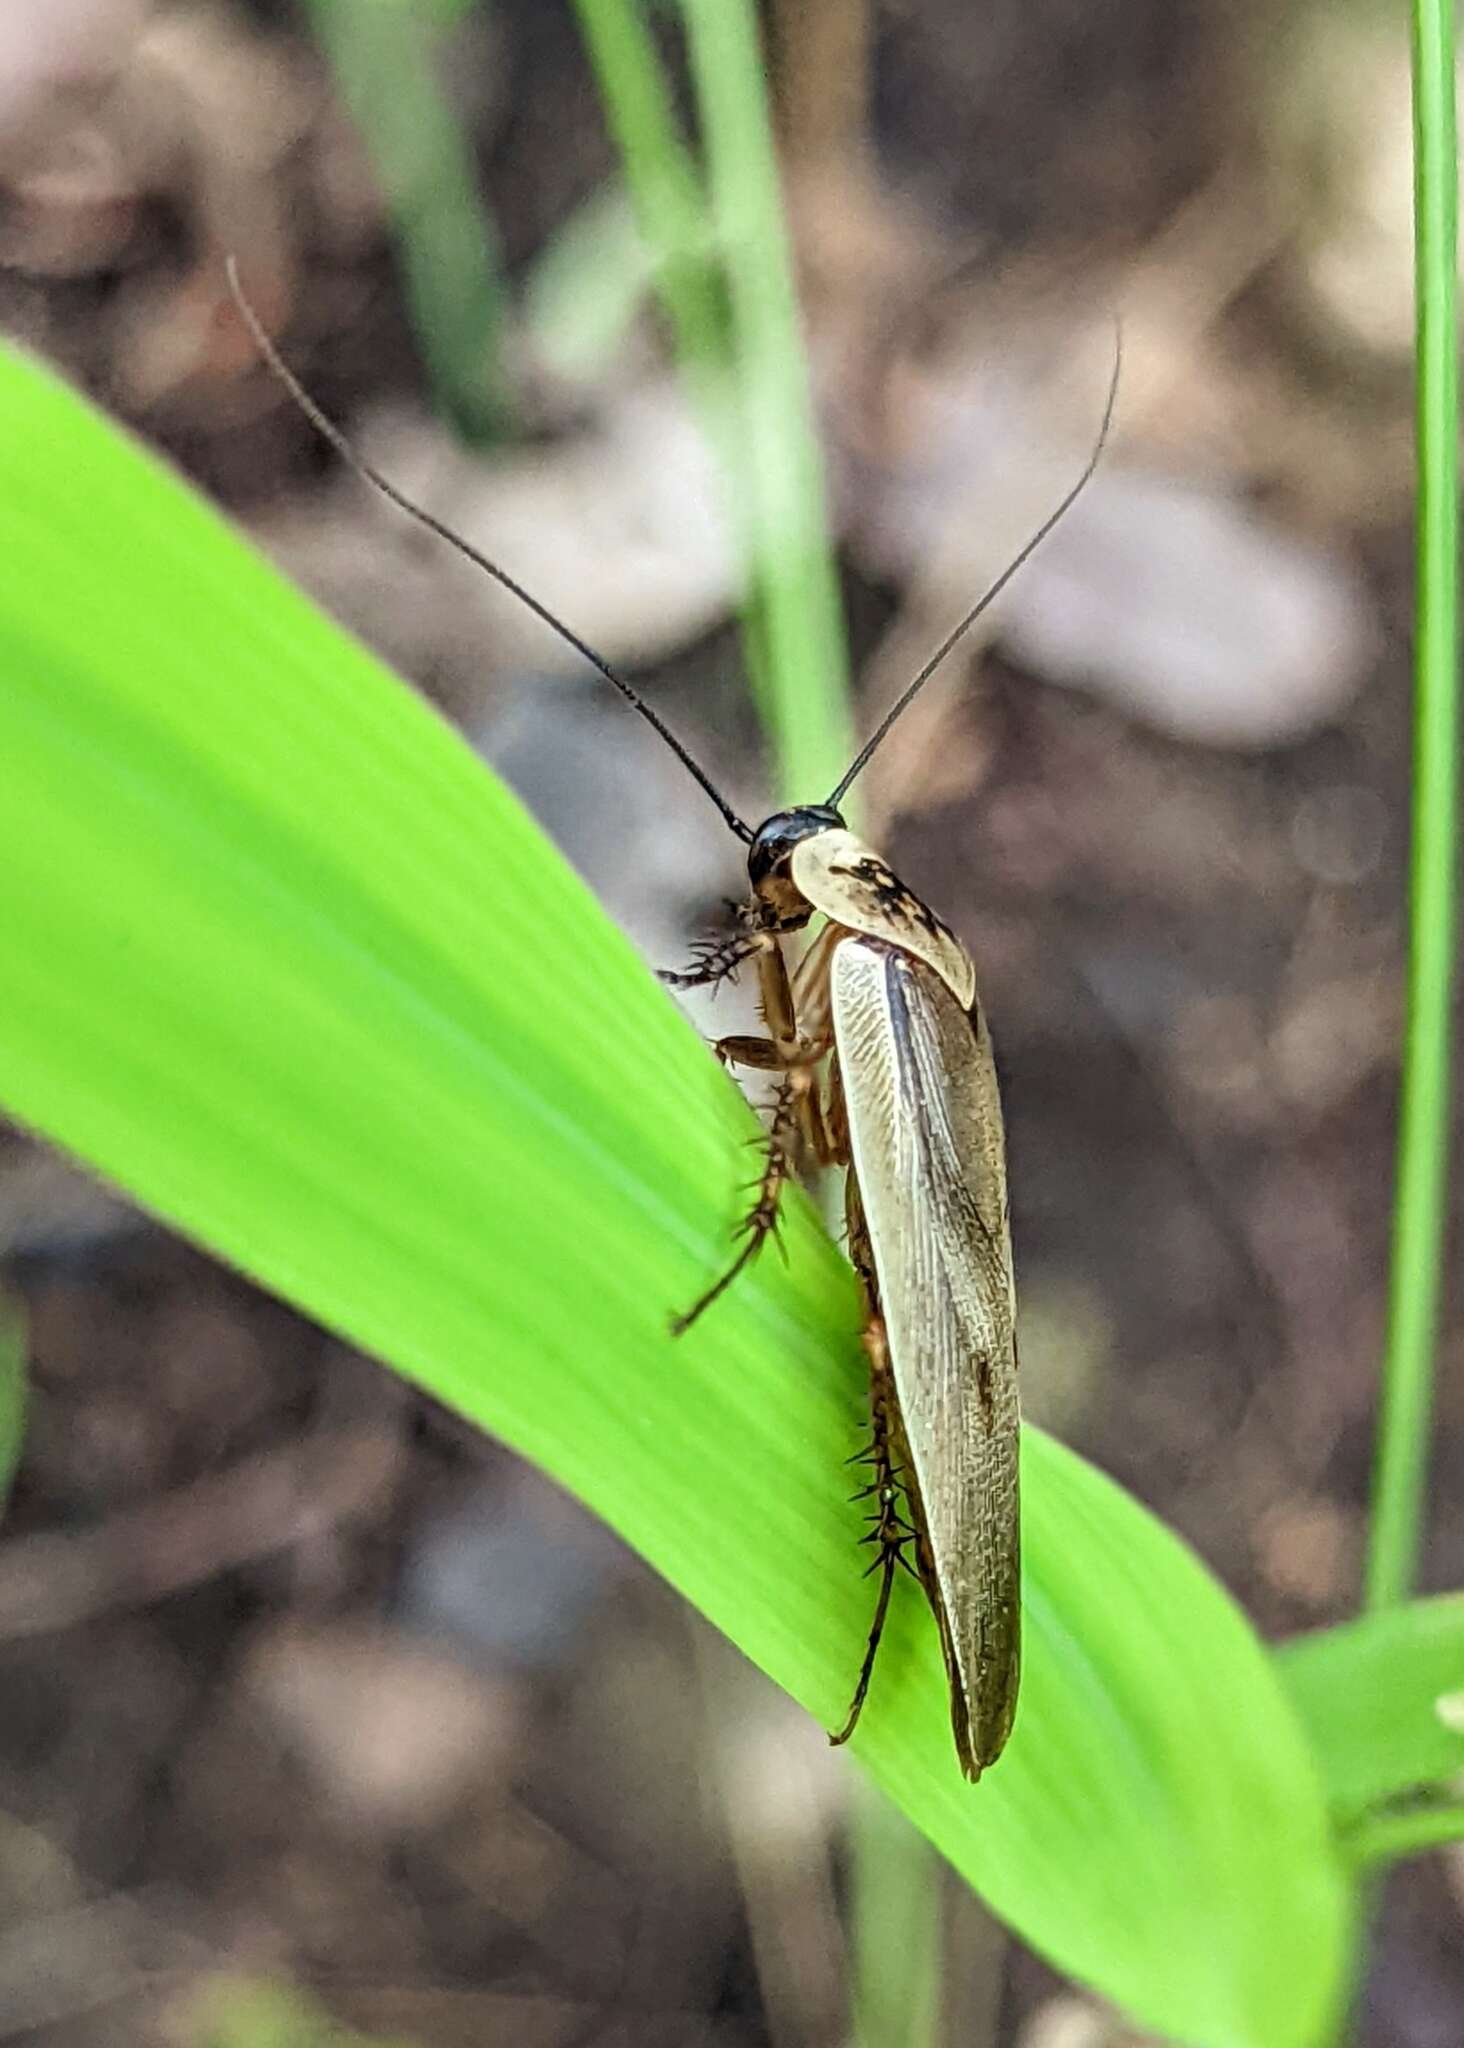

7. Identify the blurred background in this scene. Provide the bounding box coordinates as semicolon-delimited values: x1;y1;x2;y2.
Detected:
0;0;1459;2042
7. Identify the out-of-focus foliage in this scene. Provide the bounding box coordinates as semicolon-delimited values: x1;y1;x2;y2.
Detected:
1281;1598;1464;1820
187;1973;419;2047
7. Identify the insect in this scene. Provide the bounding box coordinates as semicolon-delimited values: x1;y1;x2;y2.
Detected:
227;261;1117;1779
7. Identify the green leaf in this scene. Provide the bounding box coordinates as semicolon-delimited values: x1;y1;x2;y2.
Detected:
573;0;855;801
849;1788;942;2048
300;0;509;445
0;345;1346;2048
1279;1598;1464;1819
1364;0;1461;1616
520;183;654;384
1344;1800;1464;1873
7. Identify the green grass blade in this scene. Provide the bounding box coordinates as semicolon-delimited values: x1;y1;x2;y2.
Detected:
520;184;654;384
570;0;727;374
0;346;1345;2048
301;0;509;445
570;0;779;751
676;0;854;802
1343;1801;1464;1872
848;1787;941;2048
1366;0;1460;1611
1279;1598;1464;1819
573;0;854;804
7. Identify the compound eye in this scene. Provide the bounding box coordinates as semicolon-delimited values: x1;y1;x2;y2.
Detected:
748;805;842;886
747;828;792;888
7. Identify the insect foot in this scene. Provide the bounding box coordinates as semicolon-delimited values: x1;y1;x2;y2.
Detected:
657;928;763;991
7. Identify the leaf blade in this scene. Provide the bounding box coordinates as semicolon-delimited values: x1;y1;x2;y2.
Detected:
1280;1598;1464;1819
0;345;1346;2048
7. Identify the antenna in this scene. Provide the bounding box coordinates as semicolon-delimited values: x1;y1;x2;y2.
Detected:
826;329;1122;810
225;259;753;845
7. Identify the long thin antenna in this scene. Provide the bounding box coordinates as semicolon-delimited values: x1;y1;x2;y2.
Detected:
225;258;753;845
826;328;1122;810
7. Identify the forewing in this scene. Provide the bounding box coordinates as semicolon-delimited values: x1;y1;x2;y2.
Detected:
833;939;1019;1776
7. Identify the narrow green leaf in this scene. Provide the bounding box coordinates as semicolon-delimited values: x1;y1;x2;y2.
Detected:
1366;0;1460;1615
520;184;654;384
0;347;1345;2048
849;1787;941;2048
1343;1800;1464;1871
301;0;509;445
573;0;855;802
1279;1598;1464;1819
677;0;855;801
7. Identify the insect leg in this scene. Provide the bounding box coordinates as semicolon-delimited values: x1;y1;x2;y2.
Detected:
830;1311;915;1749
670;1070;803;1335
673;941;838;1332
713;1035;786;1071
753;932;800;1050
803;1048;849;1168
828;1177;921;1749
658;928;765;991
822;1051;848;1158
710;939;831;1072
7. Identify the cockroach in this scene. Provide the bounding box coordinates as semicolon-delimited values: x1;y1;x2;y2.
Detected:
227;260;1118;1780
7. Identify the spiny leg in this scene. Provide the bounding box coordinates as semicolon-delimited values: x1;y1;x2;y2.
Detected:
716;1040;843;1155
672;939;836;1333
670;1069;803;1336
658;925;765;992
713;1035;786;1071
829;1550;896;1750
710;934;828;1074
830;1183;916;1748
830;1319;916;1748
673;1029;831;1330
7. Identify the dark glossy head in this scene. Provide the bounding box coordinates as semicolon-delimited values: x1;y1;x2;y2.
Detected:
746;804;845;926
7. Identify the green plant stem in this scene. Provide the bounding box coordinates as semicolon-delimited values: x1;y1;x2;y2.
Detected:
1365;0;1460;1613
574;0;853;806
569;0;729;378
1346;9;1458;2036
1345;1801;1464;1872
849;1783;942;2048
303;0;508;445
678;0;854;804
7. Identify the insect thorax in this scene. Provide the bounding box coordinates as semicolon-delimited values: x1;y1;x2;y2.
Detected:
790;829;976;1009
